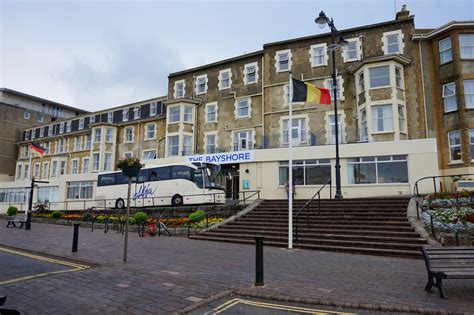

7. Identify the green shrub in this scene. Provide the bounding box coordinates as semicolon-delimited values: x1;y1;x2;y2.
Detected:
7;206;18;216
133;211;148;223
189;209;205;222
129;217;137;225
81;212;93;222
51;210;62;219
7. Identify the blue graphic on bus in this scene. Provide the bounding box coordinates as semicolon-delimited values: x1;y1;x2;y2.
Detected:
132;184;157;200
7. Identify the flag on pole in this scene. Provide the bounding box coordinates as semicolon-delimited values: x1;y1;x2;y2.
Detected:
30;142;46;156
292;78;332;104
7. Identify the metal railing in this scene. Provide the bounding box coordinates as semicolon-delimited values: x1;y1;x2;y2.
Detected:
295;179;332;243
413;173;474;198
187;190;261;237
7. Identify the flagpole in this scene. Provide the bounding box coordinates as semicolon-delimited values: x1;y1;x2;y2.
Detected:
288;72;293;249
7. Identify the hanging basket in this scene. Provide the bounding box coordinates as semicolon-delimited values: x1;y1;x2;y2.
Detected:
121;165;141;177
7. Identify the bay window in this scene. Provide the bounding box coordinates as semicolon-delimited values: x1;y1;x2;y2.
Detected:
372;104;393;132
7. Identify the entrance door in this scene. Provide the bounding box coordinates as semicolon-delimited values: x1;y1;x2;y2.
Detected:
221;164;240;200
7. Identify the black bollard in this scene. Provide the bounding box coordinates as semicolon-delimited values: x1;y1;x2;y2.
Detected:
72;223;80;253
255;235;264;287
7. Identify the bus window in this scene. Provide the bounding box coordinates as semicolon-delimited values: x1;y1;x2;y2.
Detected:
148;167;170;181
98;174;116;186
137;169;147;183
171;166;192;180
116;172;138;184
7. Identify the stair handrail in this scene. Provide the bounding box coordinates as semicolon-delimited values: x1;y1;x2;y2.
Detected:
413;173;474;198
187;190;261;238
295;179;332;243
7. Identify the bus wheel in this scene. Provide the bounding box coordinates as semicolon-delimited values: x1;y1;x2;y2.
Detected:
115;198;125;209
171;194;183;206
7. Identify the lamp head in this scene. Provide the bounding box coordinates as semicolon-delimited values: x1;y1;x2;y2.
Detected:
315;11;329;29
338;37;349;48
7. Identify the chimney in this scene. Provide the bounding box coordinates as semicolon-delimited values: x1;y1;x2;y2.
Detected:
396;4;410;20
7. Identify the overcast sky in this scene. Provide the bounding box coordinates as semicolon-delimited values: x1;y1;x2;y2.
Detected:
1;0;472;111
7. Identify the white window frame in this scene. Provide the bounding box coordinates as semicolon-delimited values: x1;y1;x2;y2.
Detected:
174;79;185;98
133;107;141;120
448;130;462;162
328;114;343;145
122;109;129;122
144;123;156;140
123;152;133;159
439;37;453;64
168;106;181;123
48;126;53;137
243;62;258;85
395;66;404;89
218;69;232;90
183;106;193;123
205;131;218;154
205;102;218;123
82;157;90;174
382;30;404;55
59;160;66;175
90;115;96;125
92;153;100;172
94;128;102;143
324;76;345;101
460;34;474;59
342;37;362;62
74;137;82;151
233;130;253;151
103;153;112;172
183;135;193;156
105;128;113;143
281;116;308;146
23;111;30;120
124;127;134;143
464;80;474;109
398;105;406;133
357;71;365;94
59;122;65;134
37;115;43;123
85;134;92;150
371;104;394;133
39;128;44;138
195;74;208;95
70;159;79;175
66;121;71;133
33;163;40;178
309;43;328;67
42;162;49;178
107;112;113;123
142;150;157;160
443;82;458;113
79;118;84;130
275;49;292;72
51;161;58;178
150;102;157;116
235;98;251;119
167;135;180;157
369;65;391;89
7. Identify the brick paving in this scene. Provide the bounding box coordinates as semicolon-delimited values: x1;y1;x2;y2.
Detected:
0;223;473;314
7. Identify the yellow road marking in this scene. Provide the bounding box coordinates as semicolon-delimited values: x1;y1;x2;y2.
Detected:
209;298;355;315
0;247;89;285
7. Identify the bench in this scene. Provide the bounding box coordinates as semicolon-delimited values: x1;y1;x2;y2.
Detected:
422;246;474;298
6;214;27;228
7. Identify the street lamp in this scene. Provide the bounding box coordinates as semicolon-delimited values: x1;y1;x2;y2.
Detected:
315;10;344;199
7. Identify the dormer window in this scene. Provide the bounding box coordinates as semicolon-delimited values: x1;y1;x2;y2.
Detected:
133;107;141;119
107;112;113;123
122;109;129;122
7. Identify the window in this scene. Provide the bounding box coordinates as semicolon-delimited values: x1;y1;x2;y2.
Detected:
0;188;29;203
459;34;474;59
122;109;129;122
276;50;291;72
66;121;71;133
24;164;30;178
39;128;44;138
219;69;231;90
107;112;113;123
142;150;157;160
42;163;49;178
56;139;65;153
168;136;179;156
310;44;327;67
372;104;393;132
37;186;58;203
439;37;452;64
79;118;84;129
470;129;474;160
25;131;30;141
74;137;82;151
17;165;22;179
448;130;462;162
344;39;360;62
90;115;96;124
395;67;403;88
51;161;57;177
236;98;250;118
48;126;53;136
196;75;207;95
123;152;133;159
443;82;457;112
71;160;79;174
94;129;102;142
279;160;331;186
23;111;30;120
206;103;217;122
105;128;113;142
66;181;93;199
206;134;216;154
358;72;365;93
37;115;44;123
104;153;112;171
124;127;134;142
133;107;141;119
183;106;193;122
369;66;390;88
329;115;342;144
325;77;343;101
244;63;257;85
85;134;92;149
150;102;157;116
169;107;180;123
92;153;100;171
398;105;406;133
233;130;253;151
60;161;66;175
59;122;65;133
348;155;408;184
464;80;474;108
183;136;192;156
282;118;307;145
44;142;50;155
145;124;156;140
82;158;90;173
174;80;185;98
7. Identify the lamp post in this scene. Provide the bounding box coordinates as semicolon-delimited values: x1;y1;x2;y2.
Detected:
315;11;346;199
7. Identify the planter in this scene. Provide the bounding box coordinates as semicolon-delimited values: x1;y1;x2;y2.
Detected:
121;165;141;177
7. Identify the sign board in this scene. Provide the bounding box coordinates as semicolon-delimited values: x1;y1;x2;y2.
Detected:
186;151;255;164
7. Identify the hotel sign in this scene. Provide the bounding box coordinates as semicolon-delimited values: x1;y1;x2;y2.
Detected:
186;151;255;164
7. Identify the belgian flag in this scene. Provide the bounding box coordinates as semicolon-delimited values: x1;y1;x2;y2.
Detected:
292;78;331;105
30;142;46;156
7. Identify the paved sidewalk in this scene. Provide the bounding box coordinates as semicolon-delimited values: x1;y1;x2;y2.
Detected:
0;223;473;314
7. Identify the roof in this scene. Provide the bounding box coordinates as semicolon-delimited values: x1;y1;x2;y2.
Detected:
413;21;474;40
0;88;89;114
169;50;263;77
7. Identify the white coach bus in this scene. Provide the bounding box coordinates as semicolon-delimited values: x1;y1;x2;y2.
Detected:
96;162;226;209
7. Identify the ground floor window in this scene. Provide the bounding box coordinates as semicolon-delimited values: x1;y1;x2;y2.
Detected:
348;155;408;184
0;188;29;203
66;181;94;199
279;159;331;186
37;186;59;203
